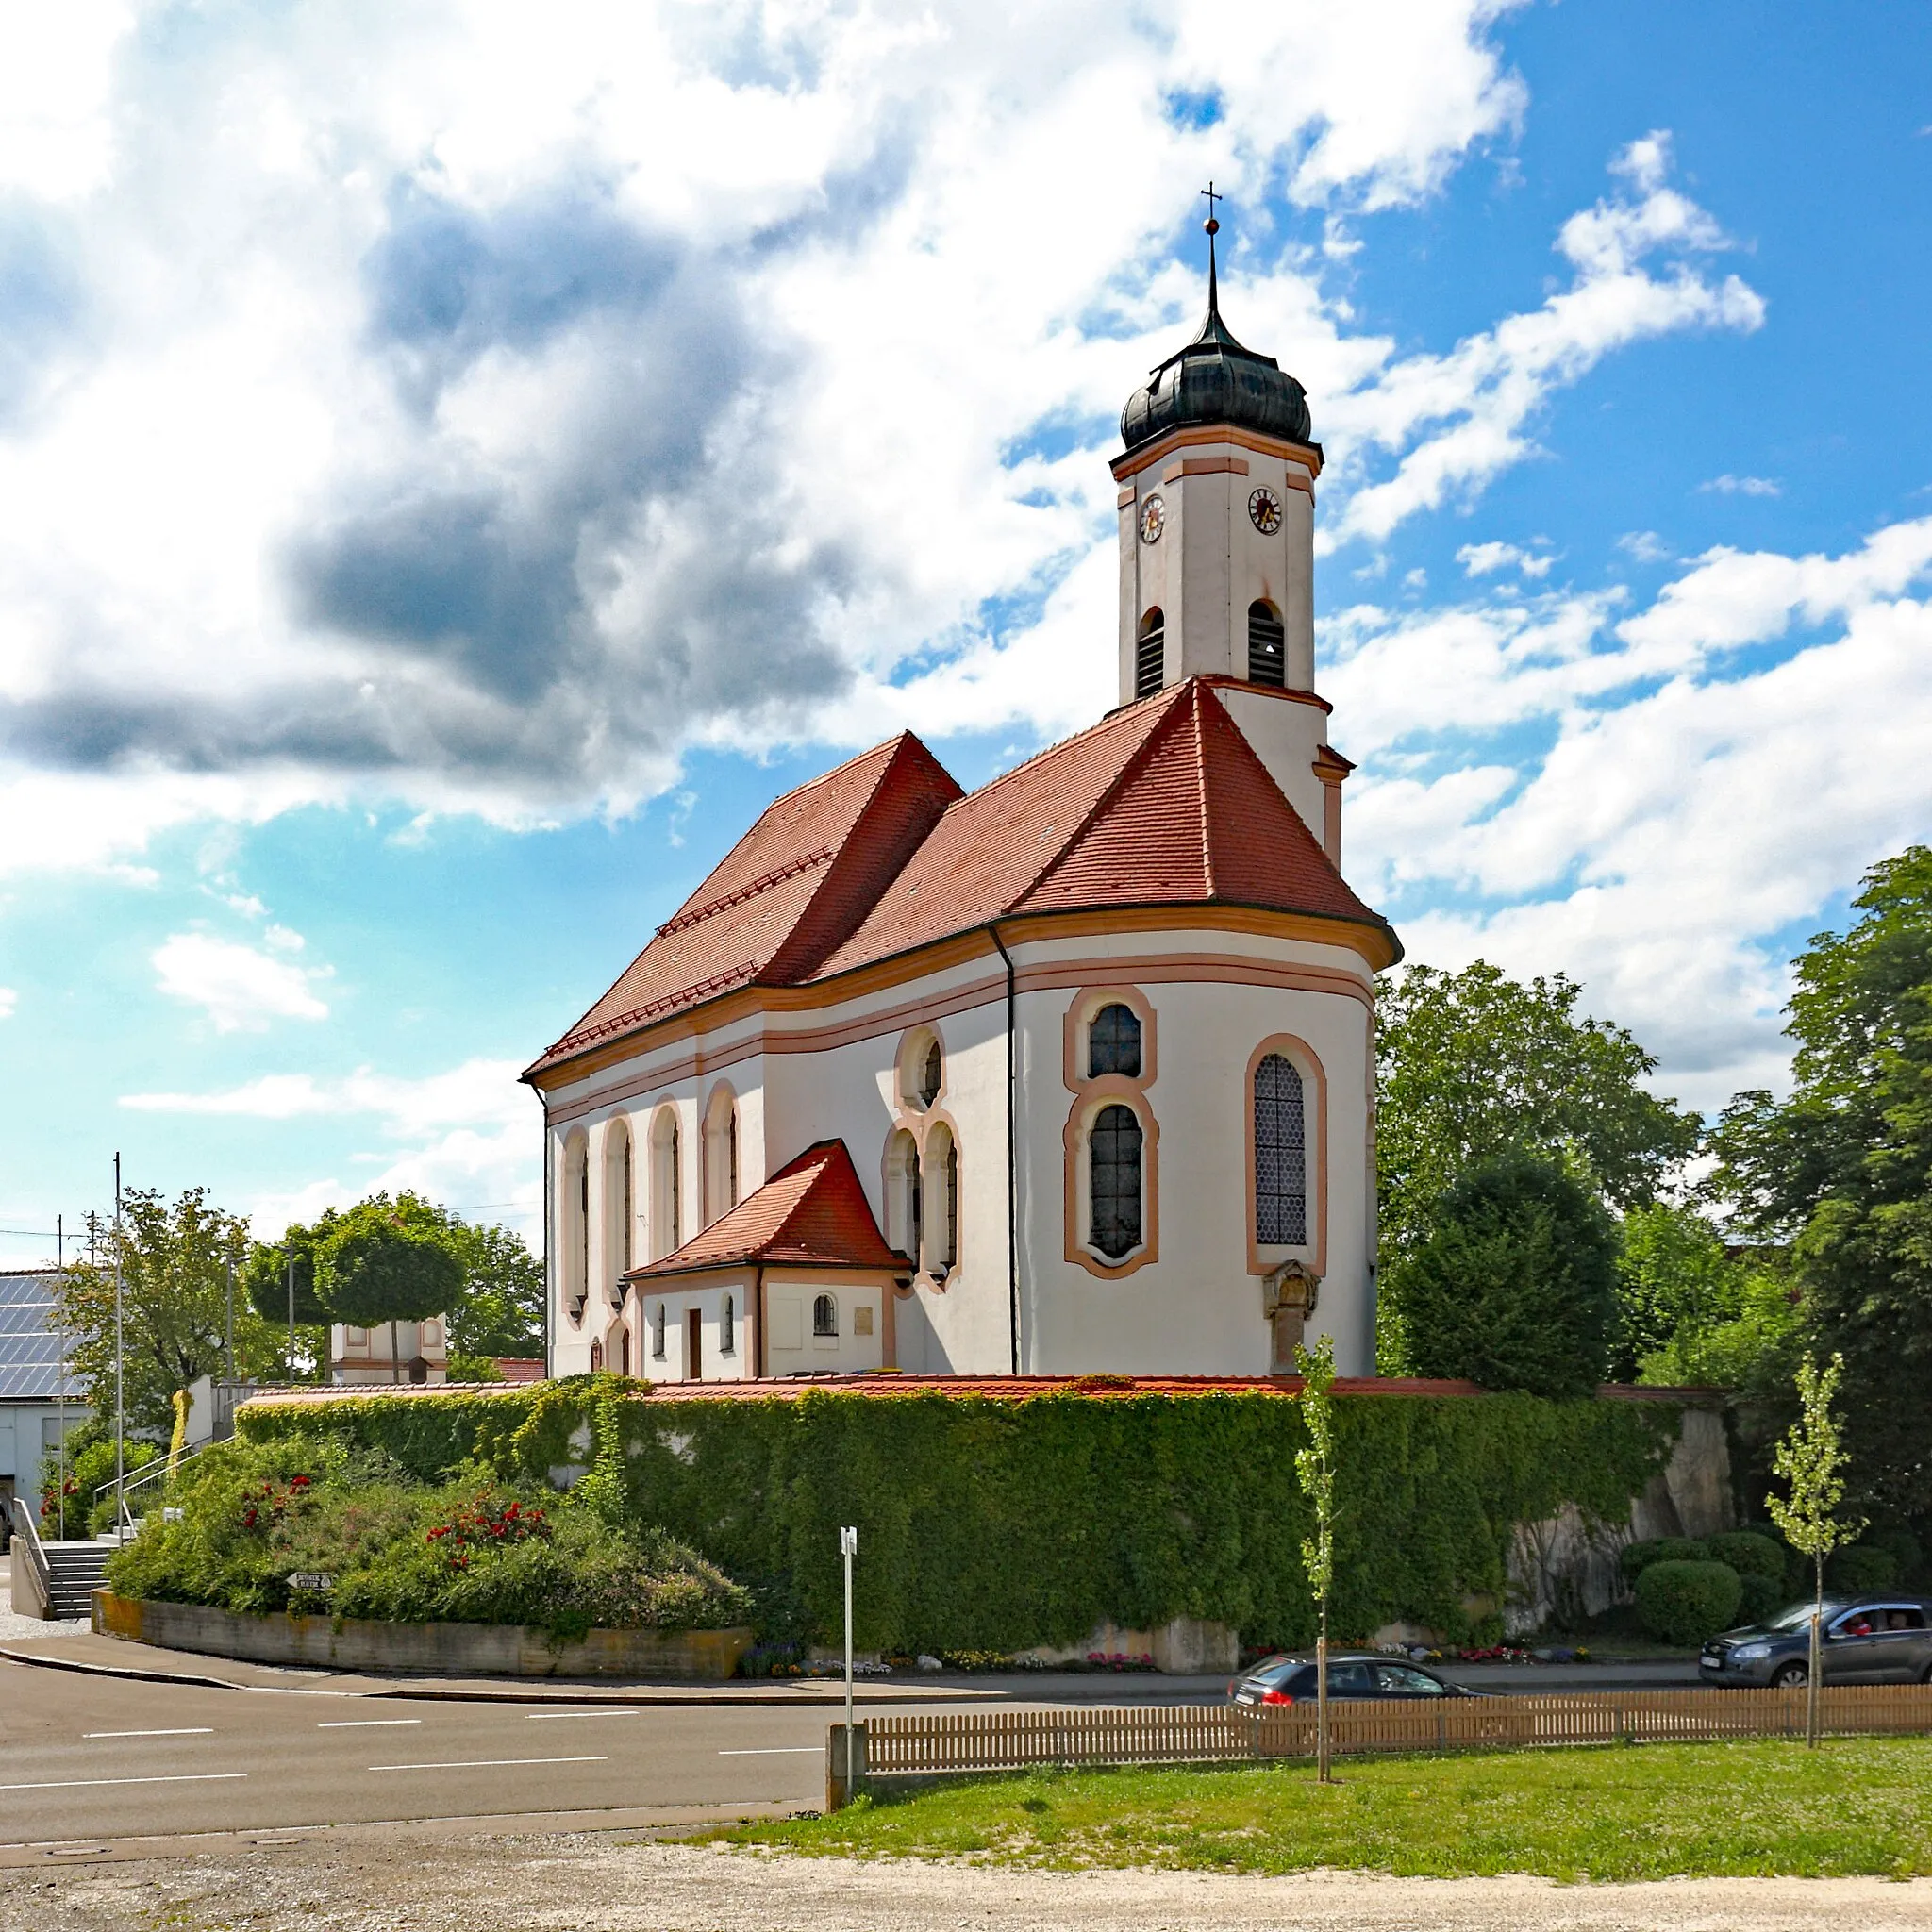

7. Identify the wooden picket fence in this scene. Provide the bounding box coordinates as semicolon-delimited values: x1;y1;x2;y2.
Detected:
856;1684;1932;1778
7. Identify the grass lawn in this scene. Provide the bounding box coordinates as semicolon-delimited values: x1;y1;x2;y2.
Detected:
709;1736;1932;1880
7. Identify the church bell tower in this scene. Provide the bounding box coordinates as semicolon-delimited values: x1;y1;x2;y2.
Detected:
1111;192;1346;860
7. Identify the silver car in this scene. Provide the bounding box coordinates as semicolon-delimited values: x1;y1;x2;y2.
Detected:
1700;1597;1932;1686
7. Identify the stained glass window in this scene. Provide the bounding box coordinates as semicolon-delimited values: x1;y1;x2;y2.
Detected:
1091;1103;1143;1259
1255;1053;1307;1245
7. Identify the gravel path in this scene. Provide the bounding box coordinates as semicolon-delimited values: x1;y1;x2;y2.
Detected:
3;1836;1929;1932
0;1578;88;1643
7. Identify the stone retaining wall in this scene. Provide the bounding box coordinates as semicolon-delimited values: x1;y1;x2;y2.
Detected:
92;1589;753;1679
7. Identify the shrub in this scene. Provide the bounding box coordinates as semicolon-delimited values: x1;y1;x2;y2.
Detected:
1704;1530;1787;1587
1735;1571;1789;1624
104;1438;751;1635
1388;1149;1621;1399
1617;1537;1708;1587
1868;1529;1924;1590
1636;1559;1743;1645
1826;1544;1899;1595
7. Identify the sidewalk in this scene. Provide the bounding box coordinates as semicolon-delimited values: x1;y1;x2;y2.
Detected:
0;1621;1697;1703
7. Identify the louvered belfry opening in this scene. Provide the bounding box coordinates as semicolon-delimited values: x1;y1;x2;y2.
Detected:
1247;600;1286;687
1135;608;1165;699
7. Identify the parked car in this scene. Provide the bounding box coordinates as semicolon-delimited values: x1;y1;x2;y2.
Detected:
1228;1652;1474;1707
1699;1597;1932;1687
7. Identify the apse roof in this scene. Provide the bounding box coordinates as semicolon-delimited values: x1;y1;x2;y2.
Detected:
625;1140;906;1278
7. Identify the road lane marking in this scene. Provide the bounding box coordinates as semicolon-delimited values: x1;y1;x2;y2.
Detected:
368;1756;609;1772
0;1774;247;1792
317;1718;423;1727
526;1708;641;1720
717;1746;824;1756
84;1728;214;1739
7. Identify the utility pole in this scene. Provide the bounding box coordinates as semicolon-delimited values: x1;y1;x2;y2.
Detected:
56;1213;67;1533
286;1253;296;1382
225;1255;235;1383
113;1154;125;1536
841;1524;858;1798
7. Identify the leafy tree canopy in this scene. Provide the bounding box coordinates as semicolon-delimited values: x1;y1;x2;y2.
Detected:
1708;847;1932;1521
1386;1147;1621;1400
242;1209;338;1329
1375;961;1698;1267
54;1188;279;1434
317;1194;465;1331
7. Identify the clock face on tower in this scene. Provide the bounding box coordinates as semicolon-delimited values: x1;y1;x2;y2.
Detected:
1139;494;1166;544
1248;486;1283;535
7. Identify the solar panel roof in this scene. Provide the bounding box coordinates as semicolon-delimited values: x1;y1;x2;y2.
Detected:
0;1269;84;1401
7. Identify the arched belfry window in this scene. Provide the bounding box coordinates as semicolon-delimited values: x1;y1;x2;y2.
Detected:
1248;600;1286;687
1255;1053;1307;1244
1135;608;1165;700
1090;1104;1143;1259
1088;1003;1141;1079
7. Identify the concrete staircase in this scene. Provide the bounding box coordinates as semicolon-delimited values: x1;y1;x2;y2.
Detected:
38;1540;113;1619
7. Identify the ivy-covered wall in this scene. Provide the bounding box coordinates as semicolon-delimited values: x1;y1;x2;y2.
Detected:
238;1380;1678;1650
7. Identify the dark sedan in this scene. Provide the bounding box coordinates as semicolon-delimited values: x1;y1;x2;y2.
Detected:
1229;1652;1473;1707
1700;1597;1932;1687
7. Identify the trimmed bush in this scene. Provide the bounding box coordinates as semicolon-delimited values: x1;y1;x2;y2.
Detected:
1704;1530;1787;1587
1617;1536;1708;1587
1736;1571;1789;1625
1636;1559;1743;1645
237;1376;1682;1652
1827;1544;1899;1594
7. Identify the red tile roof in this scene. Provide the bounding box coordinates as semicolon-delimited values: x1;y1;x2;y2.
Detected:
625;1139;907;1278
526;734;961;1074
527;678;1394;1077
813;679;1390;975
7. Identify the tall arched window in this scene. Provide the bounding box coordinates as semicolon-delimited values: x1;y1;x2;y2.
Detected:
703;1088;738;1226
1135;608;1165;700
604;1118;633;1306
1088;1002;1141;1078
926;1123;958;1274
720;1294;736;1357
886;1128;921;1259
1248;600;1286;687
812;1292;839;1338
1090;1104;1143;1259
1254;1053;1307;1244
561;1133;590;1315
650;1109;681;1259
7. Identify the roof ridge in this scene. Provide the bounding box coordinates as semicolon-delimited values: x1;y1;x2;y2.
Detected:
770;730;927;805
1191;683;1215;901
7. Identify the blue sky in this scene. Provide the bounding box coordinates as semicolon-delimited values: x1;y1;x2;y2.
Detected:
2;0;1929;1265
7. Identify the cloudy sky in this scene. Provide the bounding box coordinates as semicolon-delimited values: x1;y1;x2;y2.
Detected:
2;0;1928;1264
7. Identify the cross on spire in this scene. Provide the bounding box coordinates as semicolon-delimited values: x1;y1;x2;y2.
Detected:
1199;181;1222;233
1200;181;1223;316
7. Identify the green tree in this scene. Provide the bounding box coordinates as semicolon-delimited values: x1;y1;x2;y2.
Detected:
318;1195;464;1383
1294;1333;1339;1784
1385;1148;1620;1398
242;1210;339;1379
1707;847;1932;1522
53;1189;275;1438
1765;1353;1862;1746
441;1220;544;1362
1376;961;1699;1257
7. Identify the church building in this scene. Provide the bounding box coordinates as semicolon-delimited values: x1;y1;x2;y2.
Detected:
523;228;1401;1382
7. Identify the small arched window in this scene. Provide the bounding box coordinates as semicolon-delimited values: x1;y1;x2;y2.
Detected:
652;1303;667;1358
1088;1002;1141;1079
1135;608;1165;700
616;1325;631;1377
812;1292;839;1338
1255;1053;1307;1245
920;1040;942;1106
720;1295;736;1357
1090;1104;1143;1260
1248;600;1286;687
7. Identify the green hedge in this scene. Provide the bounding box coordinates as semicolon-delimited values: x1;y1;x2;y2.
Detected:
239;1380;1678;1651
1636;1559;1743;1645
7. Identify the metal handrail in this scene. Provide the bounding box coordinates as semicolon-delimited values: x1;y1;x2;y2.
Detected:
91;1442;208;1507
8;1494;56;1608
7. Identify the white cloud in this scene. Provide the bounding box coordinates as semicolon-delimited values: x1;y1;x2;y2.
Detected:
1618;530;1673;564
150;932;330;1032
1457;541;1553;578
1701;474;1782;497
122;1057;527;1133
0;987;16;1020
1335;515;1932;1108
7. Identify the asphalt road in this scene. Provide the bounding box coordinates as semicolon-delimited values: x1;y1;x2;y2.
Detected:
0;1658;850;1844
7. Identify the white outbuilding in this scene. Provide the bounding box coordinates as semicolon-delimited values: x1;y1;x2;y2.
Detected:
524;246;1401;1382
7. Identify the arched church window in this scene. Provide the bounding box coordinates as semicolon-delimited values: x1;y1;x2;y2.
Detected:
720;1295;735;1357
604;1119;632;1307
1135;608;1165;701
886;1128;921;1259
920;1040;942;1107
813;1292;839;1338
703;1088;738;1226
650;1109;681;1259
1254;1053;1307;1244
925;1123;958;1274
651;1303;667;1358
1088;1002;1141;1079
1247;600;1286;687
1090;1104;1143;1259
562;1133;590;1315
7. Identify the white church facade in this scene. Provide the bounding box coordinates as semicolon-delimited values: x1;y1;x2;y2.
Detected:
524;239;1401;1382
